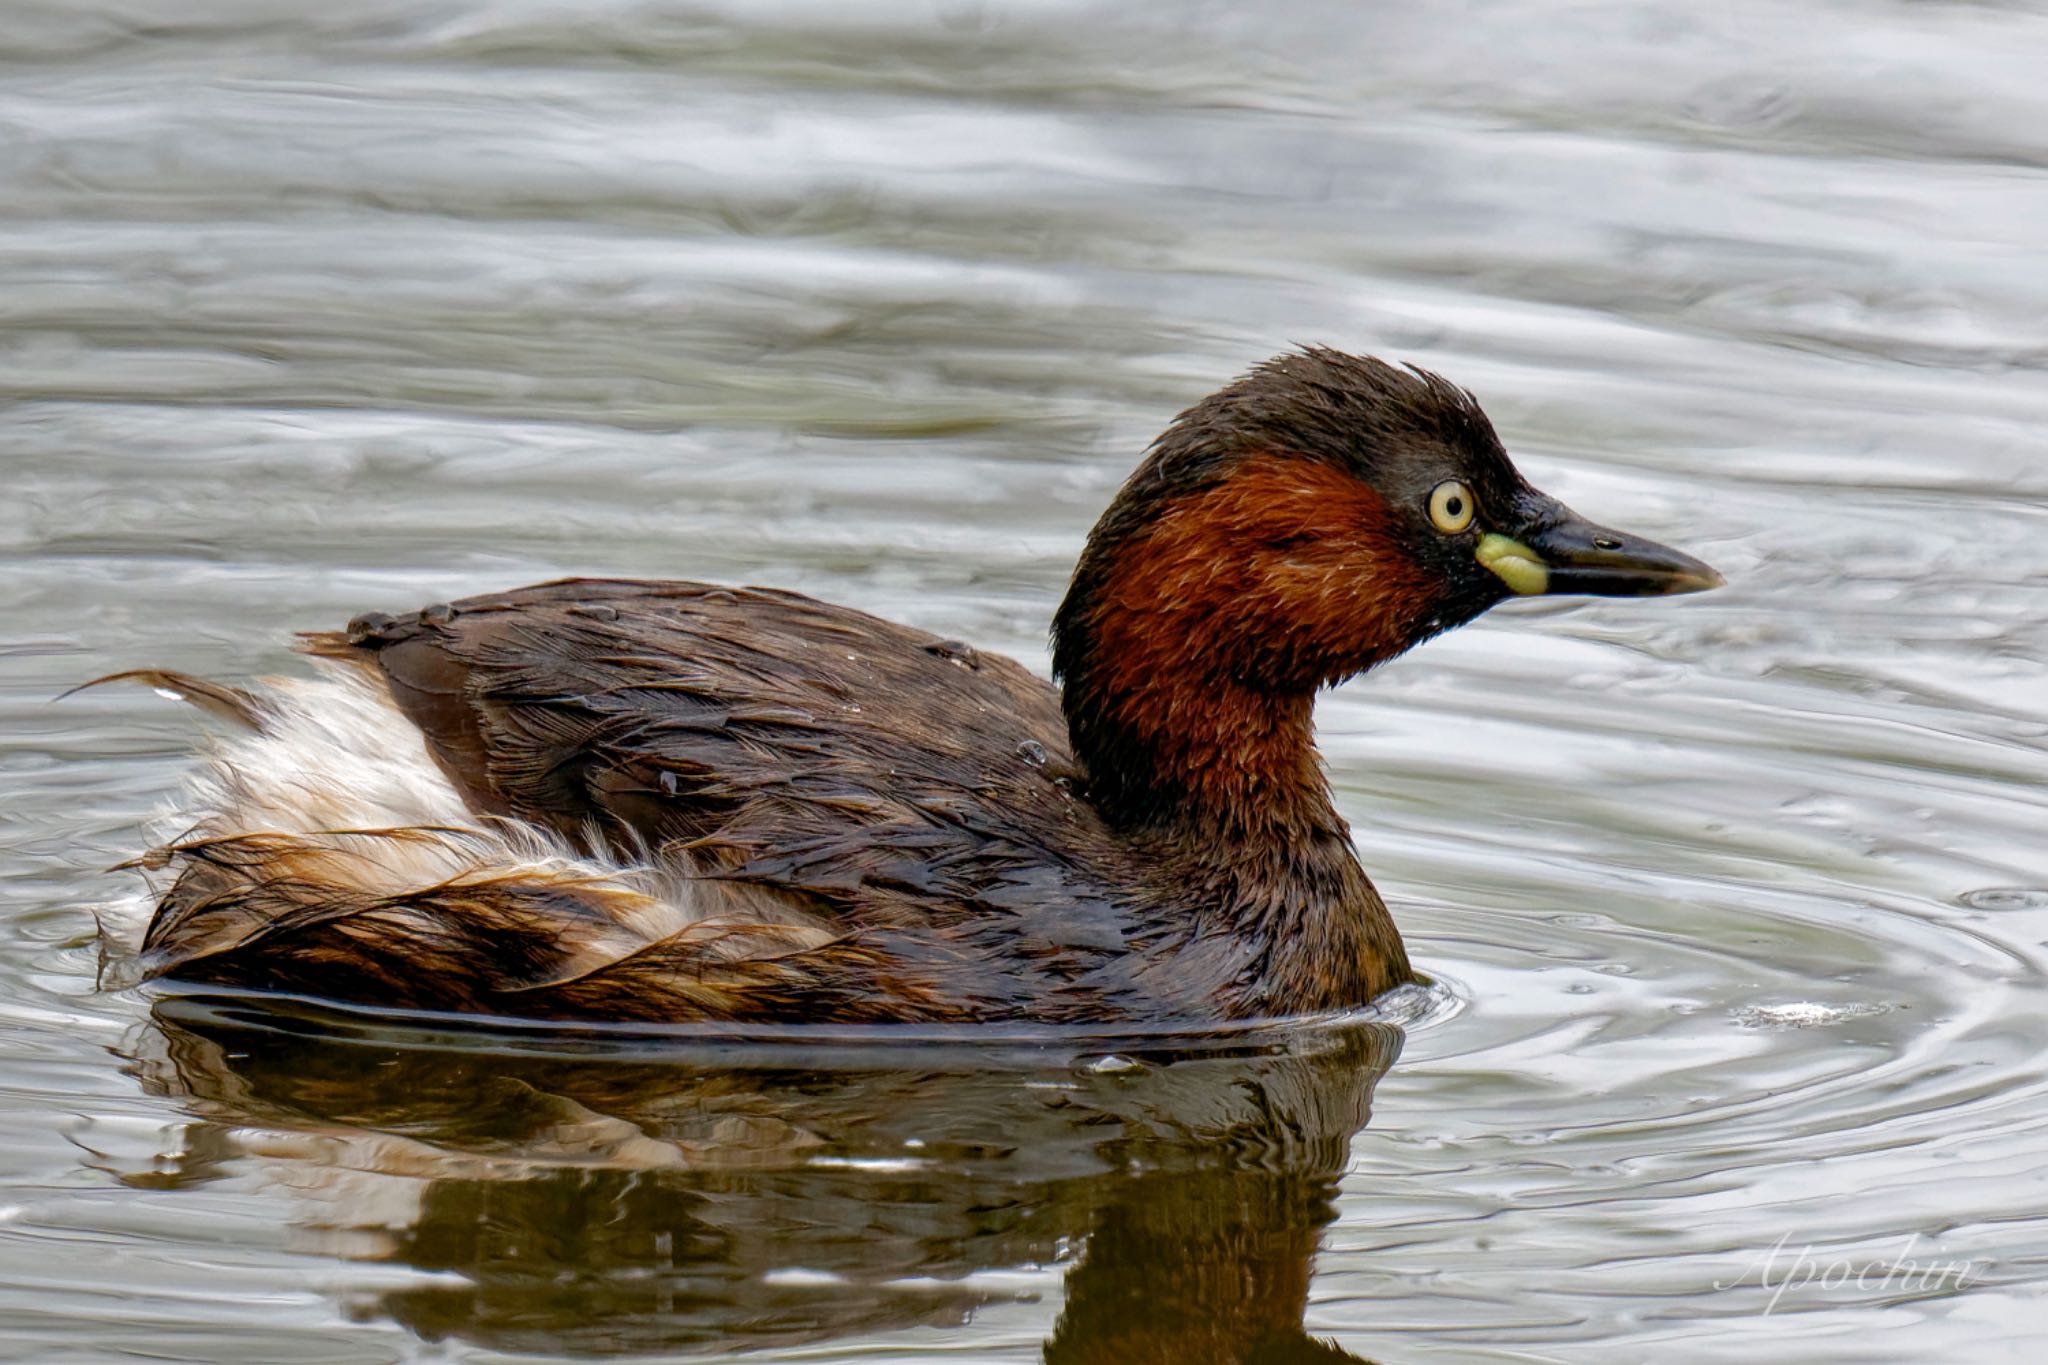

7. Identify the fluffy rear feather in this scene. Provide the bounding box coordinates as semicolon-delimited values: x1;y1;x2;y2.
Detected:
113;667;912;1021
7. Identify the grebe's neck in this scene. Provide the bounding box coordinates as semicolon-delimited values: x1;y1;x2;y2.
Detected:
1052;454;1428;836
1052;607;1415;1008
1050;451;1425;1005
1060;661;1336;840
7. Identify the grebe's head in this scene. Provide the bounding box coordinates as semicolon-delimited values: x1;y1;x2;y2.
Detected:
1053;348;1720;825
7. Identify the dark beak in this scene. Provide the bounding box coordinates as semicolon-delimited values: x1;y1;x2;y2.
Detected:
1476;499;1723;598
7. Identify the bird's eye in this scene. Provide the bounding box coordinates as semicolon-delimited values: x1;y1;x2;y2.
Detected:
1428;480;1476;534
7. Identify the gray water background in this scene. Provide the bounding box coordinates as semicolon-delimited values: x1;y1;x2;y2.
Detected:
3;1;2047;1360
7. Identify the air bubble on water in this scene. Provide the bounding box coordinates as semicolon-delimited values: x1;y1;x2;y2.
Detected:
1734;1001;1892;1030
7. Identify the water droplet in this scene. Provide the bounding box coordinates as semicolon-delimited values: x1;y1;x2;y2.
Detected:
345;611;396;645
1016;739;1050;767
1085;1054;1141;1075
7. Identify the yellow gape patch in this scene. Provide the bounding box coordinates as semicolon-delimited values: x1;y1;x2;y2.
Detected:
1476;532;1551;595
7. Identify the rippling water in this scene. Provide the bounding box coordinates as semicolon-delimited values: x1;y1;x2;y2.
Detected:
4;1;2047;1360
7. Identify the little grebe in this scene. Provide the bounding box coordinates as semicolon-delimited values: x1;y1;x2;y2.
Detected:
101;349;1719;1024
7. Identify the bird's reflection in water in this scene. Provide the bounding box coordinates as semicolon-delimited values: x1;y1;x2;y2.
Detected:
118;995;1397;1363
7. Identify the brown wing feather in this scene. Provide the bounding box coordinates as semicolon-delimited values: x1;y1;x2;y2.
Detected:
302;579;1159;1020
61;669;268;730
132;828;933;1021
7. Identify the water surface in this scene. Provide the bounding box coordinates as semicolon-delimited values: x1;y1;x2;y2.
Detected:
4;1;2048;1360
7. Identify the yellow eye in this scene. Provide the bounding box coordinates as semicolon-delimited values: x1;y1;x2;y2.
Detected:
1429;480;1476;534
